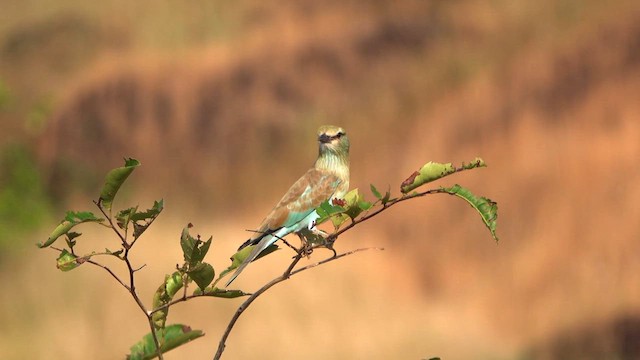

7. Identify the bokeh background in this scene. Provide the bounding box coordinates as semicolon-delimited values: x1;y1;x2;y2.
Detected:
1;0;640;359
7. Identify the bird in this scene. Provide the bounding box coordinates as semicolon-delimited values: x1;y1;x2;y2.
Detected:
225;125;350;287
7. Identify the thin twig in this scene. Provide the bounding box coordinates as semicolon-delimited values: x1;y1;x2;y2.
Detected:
122;246;163;359
93;200;128;246
93;200;164;360
330;188;445;240
290;247;383;276
213;246;382;360
149;288;254;316
85;259;130;291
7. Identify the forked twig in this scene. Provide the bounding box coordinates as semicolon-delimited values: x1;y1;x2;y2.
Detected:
213;246;382;360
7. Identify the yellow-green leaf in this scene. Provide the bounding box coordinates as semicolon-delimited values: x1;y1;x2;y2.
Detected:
127;324;204;360
193;287;250;298
56;249;80;271
400;158;486;193
152;272;184;330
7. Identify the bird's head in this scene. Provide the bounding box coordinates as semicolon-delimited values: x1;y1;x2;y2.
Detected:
317;125;349;156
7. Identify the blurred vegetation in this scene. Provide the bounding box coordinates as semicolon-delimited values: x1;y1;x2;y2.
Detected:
0;79;11;110
0;143;51;257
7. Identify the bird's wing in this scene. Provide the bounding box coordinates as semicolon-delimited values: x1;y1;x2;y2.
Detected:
249;168;341;243
226;169;342;287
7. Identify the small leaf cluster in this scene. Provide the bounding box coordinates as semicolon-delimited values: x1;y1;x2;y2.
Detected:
38;158;251;360
315;157;498;243
316;188;379;229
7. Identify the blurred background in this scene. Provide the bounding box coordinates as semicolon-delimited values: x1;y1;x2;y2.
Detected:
1;0;639;359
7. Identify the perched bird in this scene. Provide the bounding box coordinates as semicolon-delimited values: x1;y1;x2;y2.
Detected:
226;125;350;286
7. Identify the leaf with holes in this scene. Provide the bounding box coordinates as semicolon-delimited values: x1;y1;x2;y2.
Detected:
151;272;184;331
132;200;164;239
56;249;80;271
400;158;486;193
127;324;204;360
180;224;212;266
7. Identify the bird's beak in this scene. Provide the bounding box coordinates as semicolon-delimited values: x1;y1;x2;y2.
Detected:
318;134;332;144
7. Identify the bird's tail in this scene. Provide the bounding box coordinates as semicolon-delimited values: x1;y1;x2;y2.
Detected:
225;234;276;287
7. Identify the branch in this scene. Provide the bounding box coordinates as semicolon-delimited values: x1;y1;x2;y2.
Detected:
122;243;163;359
93;200;164;360
213;246;382;360
85;259;130;291
213;186;448;359
93;200;127;246
329;187;445;240
148;289;252;316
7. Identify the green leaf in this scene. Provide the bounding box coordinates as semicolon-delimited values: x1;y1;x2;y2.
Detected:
66;231;82;241
187;262;215;290
127;324;204;360
214;244;279;286
441;184;499;242
65;211;100;222
400;158;486;193
381;189;391;205
315;200;346;227
180;224;212;265
343;188;372;219
400;162;455;193
116;207;138;230
371;184;392;205
380;186;391;205
193;287;250;298
316;188;372;228
152;272;184;330
132;200;164;239
99;158;140;211
38;211;104;248
116;201;163;239
56;249;80;271
460;158;487;171
370;184;382;199
65;232;81;249
105;248;124;257
131;200;164;222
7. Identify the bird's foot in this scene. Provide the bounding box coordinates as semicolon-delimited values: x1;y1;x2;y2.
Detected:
295;232;315;259
301;244;314;258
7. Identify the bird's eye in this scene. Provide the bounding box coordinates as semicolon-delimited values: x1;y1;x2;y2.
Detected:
335;132;344;139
